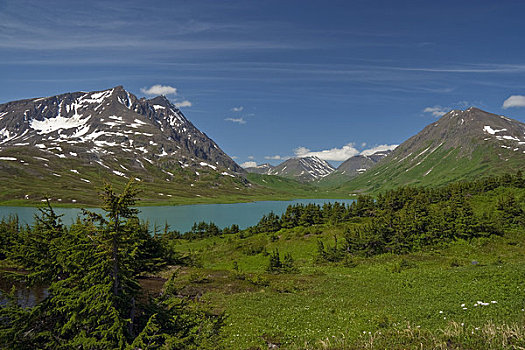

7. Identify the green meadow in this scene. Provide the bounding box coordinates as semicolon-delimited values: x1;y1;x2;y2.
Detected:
162;180;525;349
1;174;524;349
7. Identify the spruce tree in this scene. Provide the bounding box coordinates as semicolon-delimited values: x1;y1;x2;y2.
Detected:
1;180;223;349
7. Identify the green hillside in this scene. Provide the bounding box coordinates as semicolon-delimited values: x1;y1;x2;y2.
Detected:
246;173;353;199
331;108;525;194
336;142;524;194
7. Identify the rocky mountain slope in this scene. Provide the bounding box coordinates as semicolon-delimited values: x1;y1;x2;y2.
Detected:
244;163;275;175
340;107;525;192
263;156;335;182
328;150;392;180
0;86;249;204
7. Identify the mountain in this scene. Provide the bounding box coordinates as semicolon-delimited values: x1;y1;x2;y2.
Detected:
0;86;249;204
329;150;392;179
266;156;335;182
339;107;525;193
244;163;275;175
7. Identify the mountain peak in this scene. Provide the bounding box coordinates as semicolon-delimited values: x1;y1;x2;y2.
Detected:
342;108;525;192
147;95;174;107
0;86;245;203
266;156;335;182
325;150;392;181
112;85;126;92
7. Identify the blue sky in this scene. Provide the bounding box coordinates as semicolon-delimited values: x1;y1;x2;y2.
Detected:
1;0;525;167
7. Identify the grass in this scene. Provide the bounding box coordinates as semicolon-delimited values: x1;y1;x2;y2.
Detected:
158;187;525;349
168;234;525;349
167;234;525;348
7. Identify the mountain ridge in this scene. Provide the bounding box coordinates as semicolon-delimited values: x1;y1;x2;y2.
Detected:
0;86;251;204
339;107;525;192
245;156;335;182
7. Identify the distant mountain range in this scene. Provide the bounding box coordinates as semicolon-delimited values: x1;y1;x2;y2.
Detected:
1;86;523;203
272;156;335;182
246;107;524;192
245;151;391;182
245;156;335;182
0;86;248;204
325;150;392;181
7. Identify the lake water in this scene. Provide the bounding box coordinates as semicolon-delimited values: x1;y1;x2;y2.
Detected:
0;199;355;233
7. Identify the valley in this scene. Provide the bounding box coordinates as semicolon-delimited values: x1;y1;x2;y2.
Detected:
3;2;525;349
0;88;524;207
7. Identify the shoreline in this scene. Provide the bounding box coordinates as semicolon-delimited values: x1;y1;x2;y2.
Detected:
0;193;357;209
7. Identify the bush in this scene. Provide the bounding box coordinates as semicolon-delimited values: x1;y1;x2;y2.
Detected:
266;249;298;274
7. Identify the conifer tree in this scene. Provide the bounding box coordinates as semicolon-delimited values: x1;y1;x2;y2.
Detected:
0;180;223;349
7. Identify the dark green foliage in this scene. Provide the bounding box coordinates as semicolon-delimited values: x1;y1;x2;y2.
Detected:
0;180;223;349
315;235;346;263
0;215;20;260
310;173;524;260
186;221;221;239
266;249;298;273
496;193;525;227
342;194;502;257
256;211;281;233
242;236;268;256
241;173;524;238
221;224;239;235
179;221;240;240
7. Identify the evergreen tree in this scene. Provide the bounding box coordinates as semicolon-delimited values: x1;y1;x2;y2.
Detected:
0;180;223;349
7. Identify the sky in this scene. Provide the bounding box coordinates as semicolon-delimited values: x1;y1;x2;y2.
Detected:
1;0;525;168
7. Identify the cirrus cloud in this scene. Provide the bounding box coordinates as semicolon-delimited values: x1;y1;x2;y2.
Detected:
225;117;246;124
502;95;525;109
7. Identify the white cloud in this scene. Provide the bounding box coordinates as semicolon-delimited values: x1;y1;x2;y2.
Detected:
240;161;257;168
248;155;255;159
423;106;448;117
175;100;192;108
264;155;282;160
231;106;244;112
360;144;398;156
502;95;525;109
225;117;246;124
294;143;359;161
140;84;177;96
231;156;238;159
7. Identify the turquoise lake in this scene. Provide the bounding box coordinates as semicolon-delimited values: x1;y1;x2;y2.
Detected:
0;199;355;233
